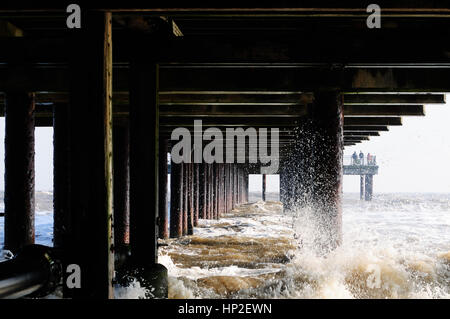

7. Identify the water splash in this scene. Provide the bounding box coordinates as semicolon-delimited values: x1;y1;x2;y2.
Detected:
159;197;450;299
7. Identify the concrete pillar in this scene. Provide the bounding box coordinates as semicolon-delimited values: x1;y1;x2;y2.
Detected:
158;137;168;239
113;122;130;246
170;162;183;238
4;92;35;253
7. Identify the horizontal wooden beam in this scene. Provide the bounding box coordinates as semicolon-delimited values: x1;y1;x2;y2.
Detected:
159;105;307;117
159;92;313;105
344;136;370;141
2;66;450;93
343;94;445;105
344;117;402;126
344;105;425;116
344;125;389;132
344;132;380;137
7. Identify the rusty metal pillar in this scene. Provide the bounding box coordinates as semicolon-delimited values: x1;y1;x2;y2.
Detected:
262;174;267;201
208;164;213;219
170;162;183;238
227;166;230;207
199;163;207;219
4;92;35;253
309;91;344;251
158;137;169;239
188;162;194;235
183;163;188;234
53;103;70;249
66;12;114;298
113;122;130;246
215;163;219;219
365;175;373;201
204;164;209;219
244;171;249;203
194;163;199;226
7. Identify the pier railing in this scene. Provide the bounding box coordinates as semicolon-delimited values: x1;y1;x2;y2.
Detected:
343;154;378;166
343;154;379;175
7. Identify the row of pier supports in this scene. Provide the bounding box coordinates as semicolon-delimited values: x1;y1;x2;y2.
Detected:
168;162;248;238
1;11;344;298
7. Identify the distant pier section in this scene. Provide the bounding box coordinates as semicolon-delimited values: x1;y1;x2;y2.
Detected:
343;154;378;201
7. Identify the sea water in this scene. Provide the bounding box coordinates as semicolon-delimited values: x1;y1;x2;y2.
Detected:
0;192;449;298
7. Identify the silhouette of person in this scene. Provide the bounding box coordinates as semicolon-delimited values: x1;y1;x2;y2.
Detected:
359;151;364;165
352;151;358;165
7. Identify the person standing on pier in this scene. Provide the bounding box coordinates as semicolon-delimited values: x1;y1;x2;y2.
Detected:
367;153;372;165
352;151;358;165
359;151;364;165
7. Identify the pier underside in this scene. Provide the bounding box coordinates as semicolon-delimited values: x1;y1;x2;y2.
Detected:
0;2;448;298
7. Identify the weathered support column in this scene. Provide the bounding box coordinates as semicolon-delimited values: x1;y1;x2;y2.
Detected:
365;175;373;201
66;12;114;298
194;163;199;226
226;164;231;211
4;92;35;253
113;122;130;246
360;175;365;200
158;137;169;239
199;163;207;219
128;29;167;297
53;103;70;249
170;162;183;238
279;162;287;209
244;171;249;203
129;57;159;262
262;174;267;201
204;164;210;219
308;91;344;251
215;164;219;219
188;162;194;235
208;164;213;219
183;163;188;234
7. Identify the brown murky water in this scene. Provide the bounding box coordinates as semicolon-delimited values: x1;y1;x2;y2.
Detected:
156;198;449;299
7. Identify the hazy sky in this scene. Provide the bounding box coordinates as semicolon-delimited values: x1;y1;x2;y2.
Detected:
0;94;448;193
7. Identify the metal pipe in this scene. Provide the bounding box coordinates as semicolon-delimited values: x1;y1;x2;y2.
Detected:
0;245;62;299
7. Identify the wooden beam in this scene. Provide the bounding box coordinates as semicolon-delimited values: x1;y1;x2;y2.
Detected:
159;92;313;105
344;105;425;116
344;132;380;137
160;104;307;117
344;117;402;126
2;66;450;93
344;125;389;132
160;117;301;127
343;94;445;104
344;136;370;141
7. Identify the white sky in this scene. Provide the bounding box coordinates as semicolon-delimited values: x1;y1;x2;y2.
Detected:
0;94;448;193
